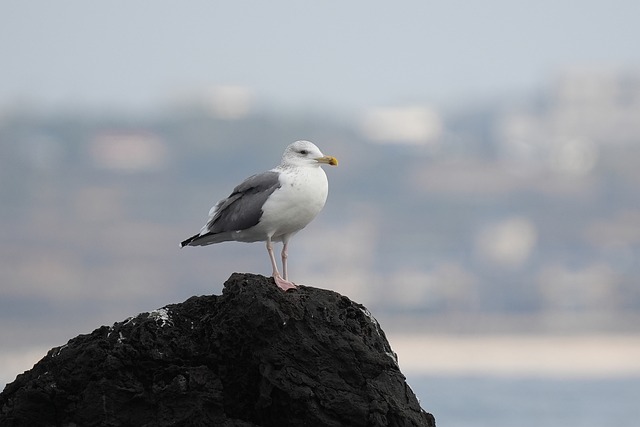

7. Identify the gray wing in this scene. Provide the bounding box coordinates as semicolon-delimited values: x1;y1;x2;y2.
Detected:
205;171;281;234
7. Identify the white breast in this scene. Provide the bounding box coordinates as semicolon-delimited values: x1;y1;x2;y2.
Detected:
258;166;329;240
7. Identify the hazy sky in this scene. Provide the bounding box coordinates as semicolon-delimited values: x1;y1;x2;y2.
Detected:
2;1;640;113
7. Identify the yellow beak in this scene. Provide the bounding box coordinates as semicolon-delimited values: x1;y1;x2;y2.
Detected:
316;155;339;166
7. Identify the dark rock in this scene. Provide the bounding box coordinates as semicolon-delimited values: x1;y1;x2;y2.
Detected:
0;273;435;427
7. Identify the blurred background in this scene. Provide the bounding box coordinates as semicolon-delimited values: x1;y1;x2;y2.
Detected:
2;1;640;425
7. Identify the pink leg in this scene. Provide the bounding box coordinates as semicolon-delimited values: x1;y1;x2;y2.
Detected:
281;241;289;281
266;238;296;291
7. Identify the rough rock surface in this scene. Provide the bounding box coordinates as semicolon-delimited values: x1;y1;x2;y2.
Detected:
0;273;435;427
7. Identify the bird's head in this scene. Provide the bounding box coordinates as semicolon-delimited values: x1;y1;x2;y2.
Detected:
282;140;338;168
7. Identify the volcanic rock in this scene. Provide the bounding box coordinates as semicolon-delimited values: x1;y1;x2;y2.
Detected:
0;273;435;426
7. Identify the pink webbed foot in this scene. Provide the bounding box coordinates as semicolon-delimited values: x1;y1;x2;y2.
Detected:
273;274;297;292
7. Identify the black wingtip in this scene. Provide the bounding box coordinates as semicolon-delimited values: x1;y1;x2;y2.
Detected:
180;233;199;248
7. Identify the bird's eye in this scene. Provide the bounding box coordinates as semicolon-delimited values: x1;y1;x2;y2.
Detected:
299;149;309;155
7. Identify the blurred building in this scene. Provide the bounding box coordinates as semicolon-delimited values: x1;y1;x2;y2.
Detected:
90;131;168;172
498;68;640;175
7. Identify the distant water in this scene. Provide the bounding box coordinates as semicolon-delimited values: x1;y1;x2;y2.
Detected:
410;375;640;427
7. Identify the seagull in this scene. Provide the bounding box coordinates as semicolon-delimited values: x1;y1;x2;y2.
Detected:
180;140;338;291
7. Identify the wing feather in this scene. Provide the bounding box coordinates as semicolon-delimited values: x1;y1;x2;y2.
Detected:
204;171;281;234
